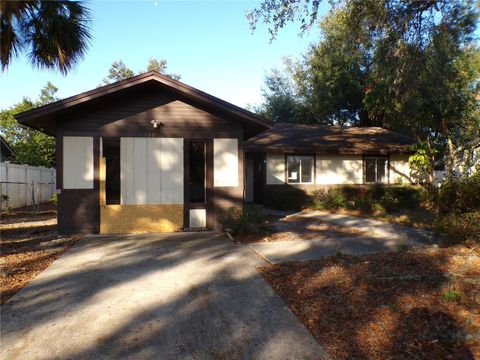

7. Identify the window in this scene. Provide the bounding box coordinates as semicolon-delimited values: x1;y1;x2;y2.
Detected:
365;157;388;183
189;141;206;203
287;155;314;184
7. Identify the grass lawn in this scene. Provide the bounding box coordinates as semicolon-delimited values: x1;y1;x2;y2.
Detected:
260;245;480;359
0;202;81;304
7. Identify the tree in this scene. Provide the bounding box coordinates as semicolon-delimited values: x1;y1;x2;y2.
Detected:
147;57;181;80
102;58;181;85
102;60;135;84
0;83;58;167
255;0;479;175
1;1;91;74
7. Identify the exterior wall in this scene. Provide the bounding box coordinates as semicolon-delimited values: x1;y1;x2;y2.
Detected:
316;154;363;184
263;152;411;186
266;153;285;184
56;87;244;234
100;205;183;233
390;154;411;183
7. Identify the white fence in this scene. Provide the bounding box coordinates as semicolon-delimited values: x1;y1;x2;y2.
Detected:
0;162;56;210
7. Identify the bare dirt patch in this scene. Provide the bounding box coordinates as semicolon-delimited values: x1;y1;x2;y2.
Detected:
259;245;480;359
1;202;80;304
235;215;368;244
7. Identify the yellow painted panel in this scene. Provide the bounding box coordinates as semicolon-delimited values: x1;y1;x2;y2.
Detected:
100;205;184;234
99;157;106;205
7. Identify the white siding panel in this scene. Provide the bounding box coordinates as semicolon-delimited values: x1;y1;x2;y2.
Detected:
214;138;238;187
266;153;285;184
159;138;184;204
63;136;93;189
316;155;363;184
121;137;183;205
390;154;411;183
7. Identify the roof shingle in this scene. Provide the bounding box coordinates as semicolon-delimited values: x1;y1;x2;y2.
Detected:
244;123;415;154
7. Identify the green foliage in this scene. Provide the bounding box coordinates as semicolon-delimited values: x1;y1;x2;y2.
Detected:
265;187;310;210
0;82;57;167
102;60;135;84
389;304;400;313
309;185;423;214
253;0;479;175
436;174;480;215
219;206;267;235
1;1;91;74
102;58;181;85
409;142;439;183
50;192;58;207
437;211;480;244
442;290;462;302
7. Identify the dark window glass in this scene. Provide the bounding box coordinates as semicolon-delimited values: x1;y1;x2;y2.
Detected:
103;139;120;204
287;155;313;184
189;141;205;203
365;157;388;183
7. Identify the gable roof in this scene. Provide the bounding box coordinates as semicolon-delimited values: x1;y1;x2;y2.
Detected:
244;123;415;155
1;135;15;161
15;71;272;136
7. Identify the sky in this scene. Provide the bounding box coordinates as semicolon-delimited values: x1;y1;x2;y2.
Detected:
0;1;328;110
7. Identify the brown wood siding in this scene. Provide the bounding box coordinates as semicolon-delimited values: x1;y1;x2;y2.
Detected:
61;88;243;138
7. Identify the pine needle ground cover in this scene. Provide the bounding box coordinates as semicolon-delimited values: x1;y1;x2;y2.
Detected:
260;246;480;359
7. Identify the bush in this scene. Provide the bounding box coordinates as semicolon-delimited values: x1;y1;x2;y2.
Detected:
219;206;266;235
266;187;310;210
310;189;346;210
436;211;480;243
310;185;423;214
380;186;422;212
436;173;480;215
50;192;58;206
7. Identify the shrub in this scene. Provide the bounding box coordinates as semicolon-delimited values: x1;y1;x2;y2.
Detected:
380;186;422;212
219;206;266;235
442;290;462;302
436;211;480;243
266;187;310;210
50;192;58;206
310;189;347;210
436;173;480;215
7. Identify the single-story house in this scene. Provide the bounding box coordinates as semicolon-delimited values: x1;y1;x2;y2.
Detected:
244;123;414;205
15;71;414;235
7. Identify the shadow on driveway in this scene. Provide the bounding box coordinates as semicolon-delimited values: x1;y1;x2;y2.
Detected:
1;232;326;360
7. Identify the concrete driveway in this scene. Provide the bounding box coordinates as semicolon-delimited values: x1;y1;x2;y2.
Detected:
1;233;326;360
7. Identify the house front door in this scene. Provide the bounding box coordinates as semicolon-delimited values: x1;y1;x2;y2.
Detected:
184;139;213;229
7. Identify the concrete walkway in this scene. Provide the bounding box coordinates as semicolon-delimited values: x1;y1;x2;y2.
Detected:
296;210;435;243
248;211;436;264
1;233;327;360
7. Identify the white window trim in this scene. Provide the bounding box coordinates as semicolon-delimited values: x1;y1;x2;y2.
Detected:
286;155;315;184
364;156;389;184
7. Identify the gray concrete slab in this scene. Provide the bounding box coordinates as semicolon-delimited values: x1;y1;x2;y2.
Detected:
248;211;437;264
1;232;327;360
248;236;406;264
293;210;436;244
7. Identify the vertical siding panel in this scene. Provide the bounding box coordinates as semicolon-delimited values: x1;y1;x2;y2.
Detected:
213;138;238;187
160;138;183;204
148;138;162;204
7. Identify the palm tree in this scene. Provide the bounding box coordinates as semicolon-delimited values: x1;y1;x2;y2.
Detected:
1;1;91;74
